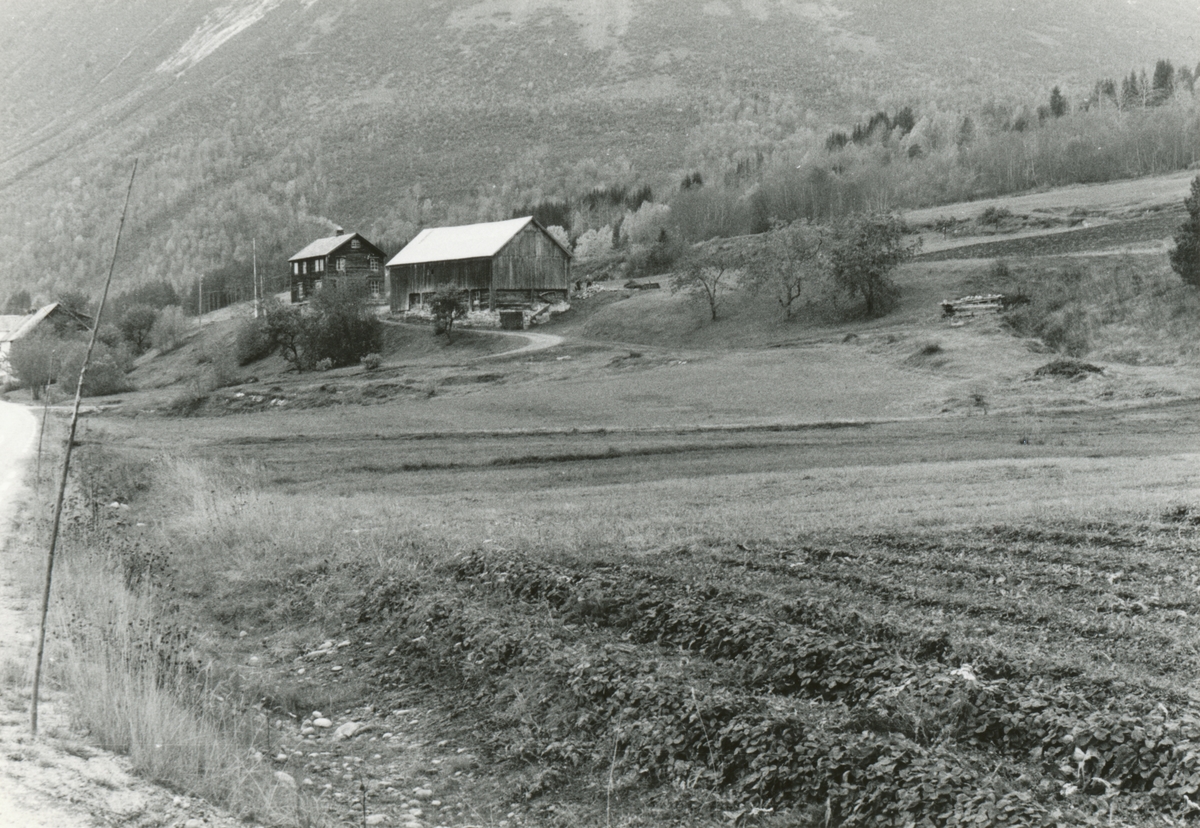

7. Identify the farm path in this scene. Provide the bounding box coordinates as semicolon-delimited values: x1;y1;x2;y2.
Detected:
0;401;243;828
475;327;564;358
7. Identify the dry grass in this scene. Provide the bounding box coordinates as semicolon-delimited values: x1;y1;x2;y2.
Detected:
35;508;332;826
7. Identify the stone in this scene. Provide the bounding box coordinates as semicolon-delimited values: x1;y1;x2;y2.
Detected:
333;721;362;740
275;770;297;788
413;787;434;800
313;717;332;728
184;820;205;828
366;817;388;826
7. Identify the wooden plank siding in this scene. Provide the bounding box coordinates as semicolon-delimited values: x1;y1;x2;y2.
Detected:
389;224;571;312
290;235;387;303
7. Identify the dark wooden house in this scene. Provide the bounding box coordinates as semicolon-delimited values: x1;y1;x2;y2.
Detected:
288;229;388;304
386;217;572;312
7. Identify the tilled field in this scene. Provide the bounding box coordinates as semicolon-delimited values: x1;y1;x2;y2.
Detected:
297;514;1200;827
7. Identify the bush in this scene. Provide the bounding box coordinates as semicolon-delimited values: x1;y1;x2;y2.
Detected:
360;353;382;370
68;340;134;396
233;317;273;366
429;284;468;342
264;289;380;371
303;286;381;368
150;306;188;353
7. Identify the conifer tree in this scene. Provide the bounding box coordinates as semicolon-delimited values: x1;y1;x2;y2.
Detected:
1170;175;1200;287
1049;86;1069;117
1151;59;1175;104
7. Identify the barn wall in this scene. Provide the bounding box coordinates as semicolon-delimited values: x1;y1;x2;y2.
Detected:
492;226;571;295
389;259;492;312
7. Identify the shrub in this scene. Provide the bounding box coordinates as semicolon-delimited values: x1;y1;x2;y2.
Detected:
303;286;381;367
47;339;134;397
429;283;468;342
150;306;188;353
979;206;1014;225
232;317;273;366
360;353;382;370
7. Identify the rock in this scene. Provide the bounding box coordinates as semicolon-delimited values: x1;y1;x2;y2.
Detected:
334;721;362;741
105;790;147;817
275;770;297;788
447;754;478;771
313;718;332;728
301;726;315;736
184;820;205;828
413;787;434;800
366;816;389;826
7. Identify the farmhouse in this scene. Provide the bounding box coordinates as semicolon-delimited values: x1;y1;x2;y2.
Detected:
387;216;571;312
0;302;93;383
288;229;387;304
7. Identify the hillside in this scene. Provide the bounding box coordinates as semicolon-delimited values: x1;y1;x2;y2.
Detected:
1;0;1198;306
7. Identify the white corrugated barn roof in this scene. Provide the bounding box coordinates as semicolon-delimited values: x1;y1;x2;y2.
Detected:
387;217;554;267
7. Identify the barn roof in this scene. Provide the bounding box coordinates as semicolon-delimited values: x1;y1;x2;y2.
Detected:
386;217;570;267
289;231;382;262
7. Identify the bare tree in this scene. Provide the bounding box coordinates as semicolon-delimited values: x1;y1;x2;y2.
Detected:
671;249;739;321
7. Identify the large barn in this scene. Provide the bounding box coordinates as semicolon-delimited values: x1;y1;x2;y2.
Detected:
386;217;572;313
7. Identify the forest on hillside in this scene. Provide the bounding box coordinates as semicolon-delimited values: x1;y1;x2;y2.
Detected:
1;52;1198;314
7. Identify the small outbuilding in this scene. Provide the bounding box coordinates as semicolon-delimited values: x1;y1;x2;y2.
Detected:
0;302;93;383
288;229;388;304
387;216;572;313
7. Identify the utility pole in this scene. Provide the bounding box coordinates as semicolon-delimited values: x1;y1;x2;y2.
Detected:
198;273;204;328
253;238;260;318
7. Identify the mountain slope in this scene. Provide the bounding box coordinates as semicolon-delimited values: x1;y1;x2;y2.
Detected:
1;0;1198;301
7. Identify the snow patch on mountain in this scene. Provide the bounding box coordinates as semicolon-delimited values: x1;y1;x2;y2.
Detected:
157;0;285;74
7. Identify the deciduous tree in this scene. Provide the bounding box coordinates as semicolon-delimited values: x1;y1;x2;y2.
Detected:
749;219;827;318
671;250;739;321
828;213;920;318
118;304;158;353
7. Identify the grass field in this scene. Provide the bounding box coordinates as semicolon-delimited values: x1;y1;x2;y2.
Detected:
15;187;1200;826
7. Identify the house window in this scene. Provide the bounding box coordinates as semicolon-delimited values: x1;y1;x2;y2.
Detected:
368;277;382;299
317;259;324;272
302;261;308;274
351;239;361;249
368;256;379;272
297;282;305;300
293;262;299;275
336;257;346;272
314;279;324;292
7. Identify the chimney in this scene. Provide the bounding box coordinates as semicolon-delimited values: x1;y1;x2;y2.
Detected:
335;226;344;236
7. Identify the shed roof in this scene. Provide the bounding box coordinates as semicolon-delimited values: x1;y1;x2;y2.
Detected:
0;303;63;343
289;232;381;262
386;217;570;267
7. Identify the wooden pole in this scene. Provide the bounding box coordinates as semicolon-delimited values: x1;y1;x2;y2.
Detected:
31;158;137;736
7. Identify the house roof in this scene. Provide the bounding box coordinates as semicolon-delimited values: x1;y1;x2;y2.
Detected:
288;232;382;262
0;302;64;343
386;217;571;267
